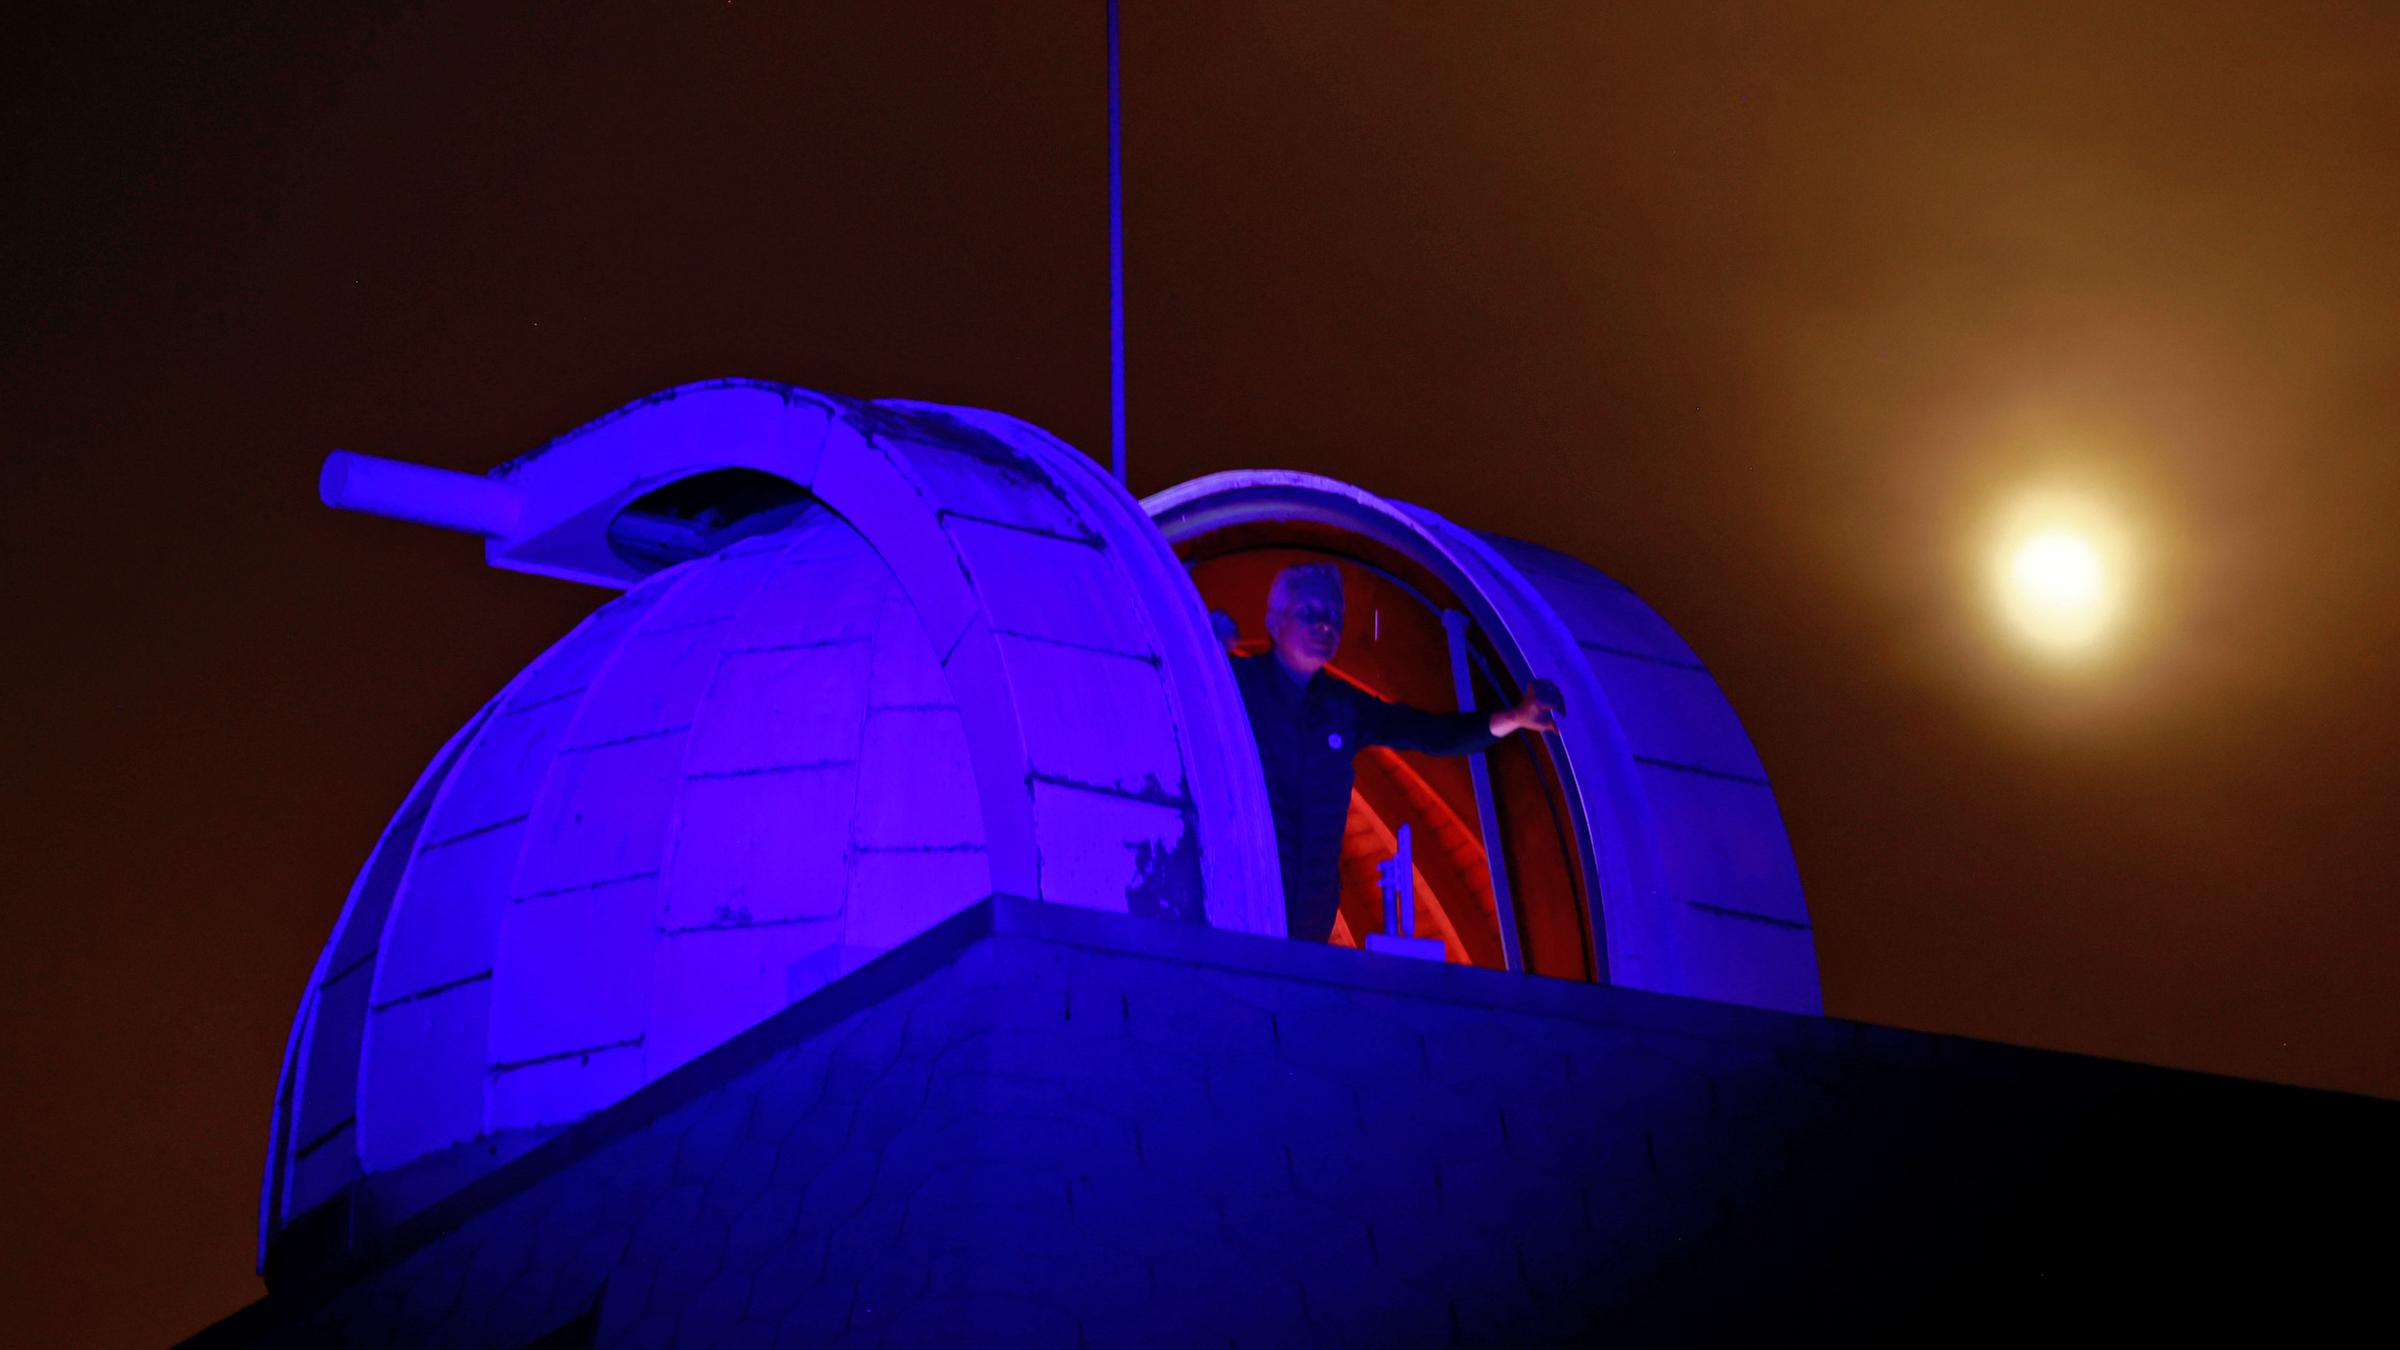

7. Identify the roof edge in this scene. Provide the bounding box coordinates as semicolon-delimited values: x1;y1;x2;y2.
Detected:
234;891;2378;1322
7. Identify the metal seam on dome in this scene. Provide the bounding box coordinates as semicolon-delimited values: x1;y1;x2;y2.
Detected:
418;814;530;852
626;615;736;640
293;1117;355;1159
503;686;589;716
323;949;377;987
685;759;858;781
935;508;1104;549
560;725;692;753
727;636;872;656
369;969;493;1012
990;628;1161;665
1684;900;1812;931
512;870;659;902
1576;639;1710;673
1025;770;1195;811
661;914;840;936
854;842;985;854
489;1036;645;1075
1631;755;1772;788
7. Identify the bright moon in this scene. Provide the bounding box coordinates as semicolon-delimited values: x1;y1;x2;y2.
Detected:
1997;524;2116;653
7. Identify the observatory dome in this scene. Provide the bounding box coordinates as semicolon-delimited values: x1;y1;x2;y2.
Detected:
267;381;1815;1266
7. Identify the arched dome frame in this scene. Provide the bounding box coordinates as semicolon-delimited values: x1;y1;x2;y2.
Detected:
1145;470;1819;1013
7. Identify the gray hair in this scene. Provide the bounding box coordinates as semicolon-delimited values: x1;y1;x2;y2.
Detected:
1266;562;1344;618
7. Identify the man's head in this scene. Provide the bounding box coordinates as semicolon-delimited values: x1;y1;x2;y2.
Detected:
1265;562;1345;678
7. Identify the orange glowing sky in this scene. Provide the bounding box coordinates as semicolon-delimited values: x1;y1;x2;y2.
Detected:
5;5;2396;1344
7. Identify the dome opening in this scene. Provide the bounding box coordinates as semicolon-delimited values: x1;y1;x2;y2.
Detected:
1148;465;1818;1008
1167;516;1599;982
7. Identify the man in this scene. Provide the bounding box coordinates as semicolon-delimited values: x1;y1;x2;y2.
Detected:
1228;562;1560;945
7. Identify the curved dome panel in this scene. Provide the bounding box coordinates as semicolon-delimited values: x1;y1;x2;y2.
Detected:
272;507;991;1229
1144;470;1820;1015
267;384;1284;1253
1461;529;1816;1010
264;693;501;1245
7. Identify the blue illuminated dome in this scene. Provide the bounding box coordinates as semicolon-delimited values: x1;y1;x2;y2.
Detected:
265;381;1814;1261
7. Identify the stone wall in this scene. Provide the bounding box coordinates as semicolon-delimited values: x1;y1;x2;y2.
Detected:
197;898;2391;1348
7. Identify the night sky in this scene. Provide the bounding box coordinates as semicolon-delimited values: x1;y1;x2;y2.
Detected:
8;4;2397;1344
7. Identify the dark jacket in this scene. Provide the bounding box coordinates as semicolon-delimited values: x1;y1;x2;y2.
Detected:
1230;651;1497;943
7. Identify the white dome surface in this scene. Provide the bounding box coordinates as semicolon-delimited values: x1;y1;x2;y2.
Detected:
267;387;1283;1242
287;510;988;1217
266;382;1819;1261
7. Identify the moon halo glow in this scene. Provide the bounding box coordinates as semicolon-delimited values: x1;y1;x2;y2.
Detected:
1990;497;2129;659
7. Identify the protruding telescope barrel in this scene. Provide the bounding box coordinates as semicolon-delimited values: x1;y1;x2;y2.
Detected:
319;450;525;538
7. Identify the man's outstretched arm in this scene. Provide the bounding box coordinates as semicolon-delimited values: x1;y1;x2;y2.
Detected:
1358;680;1561;756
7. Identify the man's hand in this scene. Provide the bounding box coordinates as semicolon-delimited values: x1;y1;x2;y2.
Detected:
1489;678;1563;737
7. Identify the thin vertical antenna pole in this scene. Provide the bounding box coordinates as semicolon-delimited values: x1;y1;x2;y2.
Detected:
1107;0;1129;485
